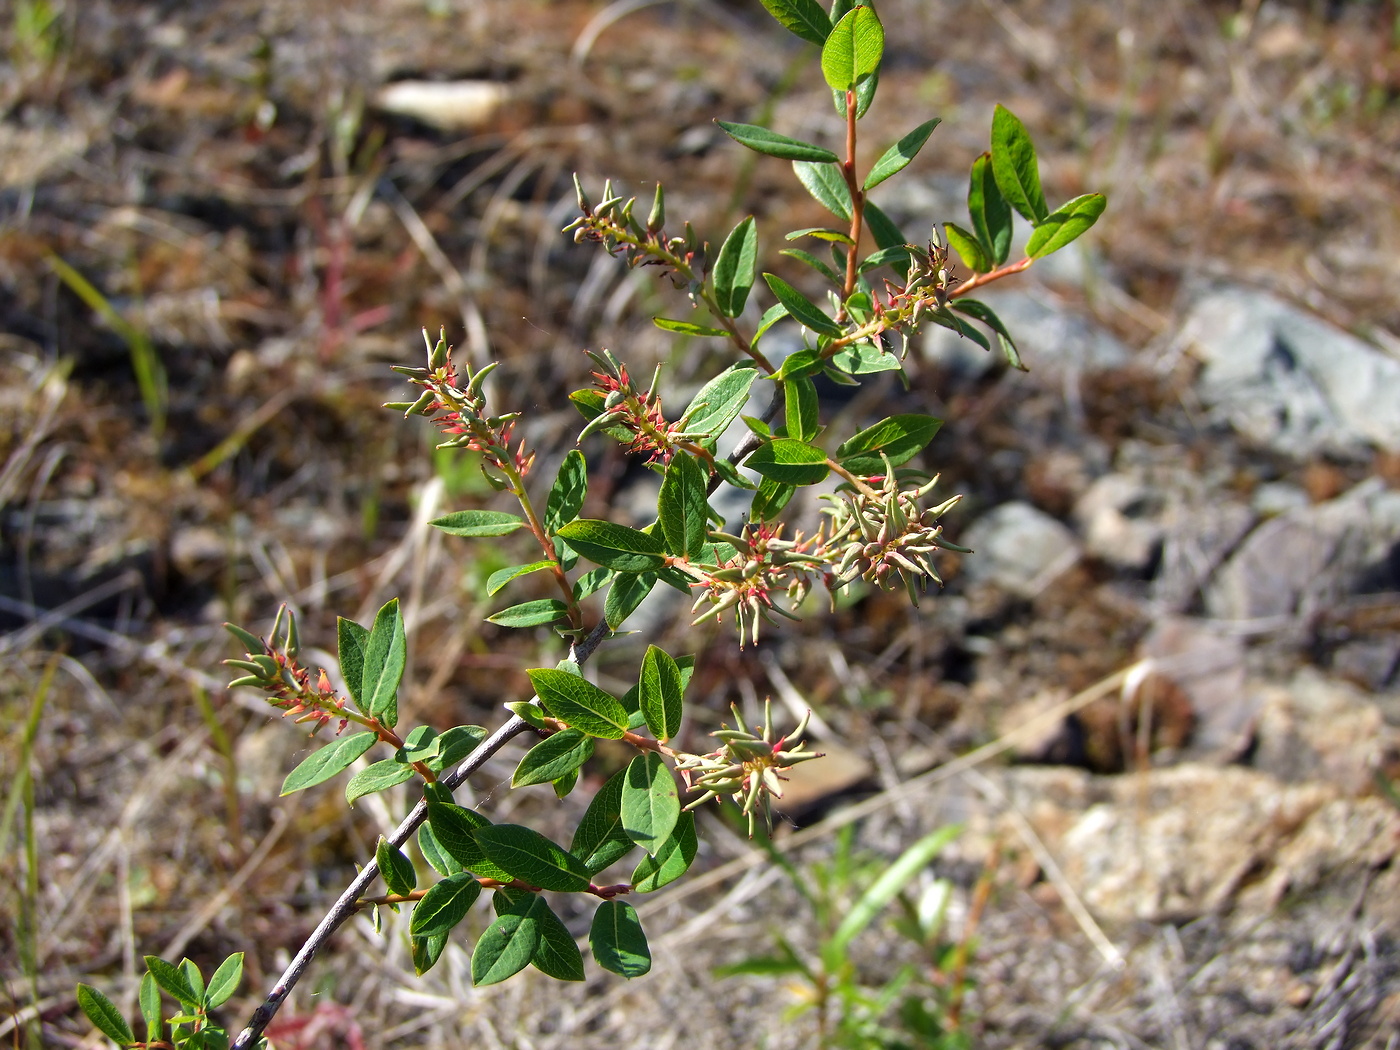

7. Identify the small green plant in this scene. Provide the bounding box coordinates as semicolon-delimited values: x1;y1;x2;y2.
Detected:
721;825;977;1050
76;2;1103;1046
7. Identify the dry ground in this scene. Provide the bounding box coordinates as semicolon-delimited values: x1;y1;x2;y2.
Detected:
3;0;1400;1047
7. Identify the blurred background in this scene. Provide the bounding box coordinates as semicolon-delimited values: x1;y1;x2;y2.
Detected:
2;0;1399;1046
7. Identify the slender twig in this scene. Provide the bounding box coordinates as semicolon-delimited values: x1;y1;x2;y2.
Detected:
230;620;611;1049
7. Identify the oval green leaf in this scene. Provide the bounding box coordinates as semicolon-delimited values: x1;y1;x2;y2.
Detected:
486;598;570;629
793;160;851;221
473;824;592;892
485;560;553;597
864;118;941;190
821;4;884;92
715;120;839;163
570;767;635;875
990;103;1048;223
758;0;831;45
472;911;540;986
1025;192;1107;258
968;151;1012;266
346;758;416;805
410;872;481;937
631;810;698;892
527;668;631;738
745;438;830;486
77;984;134;1045
836;413;943;474
762;273;844;337
621;752;680;853
590;900;652;977
639;645;684;742
555;519;666;573
512;728;594;788
658;453;708;560
652;317;729;338
544;449;588;532
280;732;377;796
679;362;759;439
428;509;526;537
712;215;758;318
377;838;418;898
944;221;992;274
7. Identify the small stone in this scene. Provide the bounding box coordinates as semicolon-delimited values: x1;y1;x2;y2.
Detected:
960;501;1081;596
1073;473;1166;571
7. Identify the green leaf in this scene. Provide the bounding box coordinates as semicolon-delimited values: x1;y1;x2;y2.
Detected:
139;972;161;1043
280;732;377;796
775;347;824;379
205;953;243;1010
829;339;900;376
792;161;851;221
486;599;570;629
505;700;553;732
758;0;831;45
143;956;201;1009
681;363;759;439
590;900;652;977
474;824;592;892
715;120;838;163
544;450;588;532
781;247;842;285
830;826;961;955
418;823;463;877
570;769;635;875
377;838;417;898
362;598;406;728
832;66;879;119
856;245;916;274
930;306;991;350
346;758;416;804
1025;193;1107;258
944;221;992;274
604;572;657;630
573;566;613;601
864;118;941;189
553;766;578;798
512;729;594;788
784;375;819;442
430;724;488;772
631;810;698;892
952;298;1025;371
639;646;684;742
527;669;631;739
336;617;369;711
472;912;539;986
712;216;758;318
426;801;512;880
658;454;708;560
753;302;790;345
762;274;844;337
410;872;482;937
745;438;830;486
485;561;553;597
178;959;203;1001
524;900;586;981
968;151;1012;266
837;414;943;474
77;984;134;1045
990;103;1048;223
428;509;526;537
621;752;680;853
821;4;883;92
555;519;666;573
399;725;440;761
785;226;854;244
412;932;448;976
863;201;911;279
750;477;797;521
653;317;729;338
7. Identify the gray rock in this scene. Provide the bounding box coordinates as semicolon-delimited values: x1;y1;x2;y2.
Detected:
1182;287;1400;457
1205;478;1400;621
961;501;1081;595
1150;497;1256;613
1073;473;1166;571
